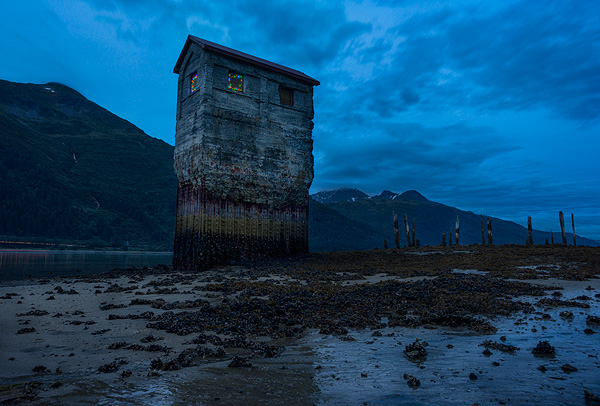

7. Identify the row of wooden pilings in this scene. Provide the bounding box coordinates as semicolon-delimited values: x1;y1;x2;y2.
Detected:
387;211;578;248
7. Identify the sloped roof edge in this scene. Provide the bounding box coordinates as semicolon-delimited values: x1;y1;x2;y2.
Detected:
173;36;320;86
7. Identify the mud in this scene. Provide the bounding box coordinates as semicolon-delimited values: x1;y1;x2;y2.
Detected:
1;245;599;405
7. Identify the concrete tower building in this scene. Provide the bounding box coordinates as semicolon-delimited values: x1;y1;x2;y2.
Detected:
172;36;319;271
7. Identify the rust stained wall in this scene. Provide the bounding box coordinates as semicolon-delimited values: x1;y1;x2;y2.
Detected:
173;43;316;271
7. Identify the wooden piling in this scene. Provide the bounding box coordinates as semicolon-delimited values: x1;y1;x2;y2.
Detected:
551;230;554;245
449;230;453;246
487;217;493;245
412;218;416;247
404;214;411;247
571;213;576;247
559;211;567;245
384;239;388;249
393;211;400;249
442;232;446;246
455;215;460;246
527;216;533;246
481;215;485;245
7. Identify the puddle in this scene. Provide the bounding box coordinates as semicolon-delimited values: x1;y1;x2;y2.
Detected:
451;269;488;275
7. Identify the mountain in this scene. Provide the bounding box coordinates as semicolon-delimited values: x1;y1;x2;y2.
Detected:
309;188;599;251
372;190;429;202
308;198;383;252
311;188;369;203
0;80;177;250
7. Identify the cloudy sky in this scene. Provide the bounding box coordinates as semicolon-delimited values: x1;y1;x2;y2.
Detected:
2;0;599;240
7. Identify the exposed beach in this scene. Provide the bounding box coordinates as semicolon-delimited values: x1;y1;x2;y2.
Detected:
1;245;599;405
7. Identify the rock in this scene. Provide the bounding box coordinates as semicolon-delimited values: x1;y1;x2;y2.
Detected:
32;365;47;374
584;390;600;403
480;340;519;353
482;349;492;356
538;365;547;373
141;335;162;343
228;356;252;368
584;328;596;335
575;295;591;301
586;315;600;326
121;369;132;378
404;339;428;361
532;341;555;357
98;361;119;373
17;328;36;334
150;358;163;370
561;364;577;373
559;311;574;319
469;372;478;380
403;374;420;388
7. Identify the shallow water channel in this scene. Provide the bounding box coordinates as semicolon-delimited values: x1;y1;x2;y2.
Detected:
0;250;172;281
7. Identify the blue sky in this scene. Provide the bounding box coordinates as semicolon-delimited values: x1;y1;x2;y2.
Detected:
2;0;599;240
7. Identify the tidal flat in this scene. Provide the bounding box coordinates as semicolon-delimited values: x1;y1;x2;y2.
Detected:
1;245;599;405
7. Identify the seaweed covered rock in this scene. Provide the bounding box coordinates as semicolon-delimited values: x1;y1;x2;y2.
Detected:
404;339;428;361
228;356;252;368
532;341;555;357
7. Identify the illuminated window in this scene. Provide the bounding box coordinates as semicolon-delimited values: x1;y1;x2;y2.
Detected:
279;85;294;106
189;71;198;94
228;71;244;92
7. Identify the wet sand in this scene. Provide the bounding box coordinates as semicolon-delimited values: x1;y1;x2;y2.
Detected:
1;245;599;405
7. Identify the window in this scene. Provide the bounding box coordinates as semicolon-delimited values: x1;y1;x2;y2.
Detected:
189;71;198;94
279;85;294;106
228;71;244;92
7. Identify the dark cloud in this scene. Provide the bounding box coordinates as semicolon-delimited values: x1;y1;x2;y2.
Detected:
314;122;516;194
229;0;371;69
387;0;600;121
3;0;599;239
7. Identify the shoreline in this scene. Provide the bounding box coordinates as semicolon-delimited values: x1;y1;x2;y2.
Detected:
0;249;173;255
1;246;599;404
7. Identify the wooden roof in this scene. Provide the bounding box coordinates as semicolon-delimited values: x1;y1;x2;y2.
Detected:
173;36;320;86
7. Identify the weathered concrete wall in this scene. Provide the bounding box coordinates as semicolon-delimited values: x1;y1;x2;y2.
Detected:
173;43;316;271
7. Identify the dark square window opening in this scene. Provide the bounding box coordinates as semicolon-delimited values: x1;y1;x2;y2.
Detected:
228;71;244;92
279;85;294;106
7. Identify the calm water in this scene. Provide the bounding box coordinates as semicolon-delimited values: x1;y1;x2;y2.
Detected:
0;250;173;281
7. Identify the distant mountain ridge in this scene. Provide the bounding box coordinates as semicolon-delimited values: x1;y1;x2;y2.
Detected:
312;188;429;204
309;188;598;251
311;188;369;203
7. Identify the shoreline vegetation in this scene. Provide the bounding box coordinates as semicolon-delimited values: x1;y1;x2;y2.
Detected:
1;245;599;404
